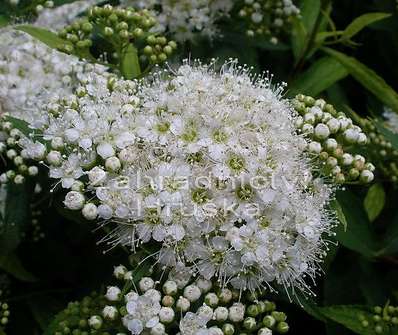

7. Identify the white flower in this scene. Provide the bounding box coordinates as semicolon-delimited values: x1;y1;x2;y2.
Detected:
105;286;121;301
139;277;155;292
64;191;85;210
228;303;245;322
102;305;118;320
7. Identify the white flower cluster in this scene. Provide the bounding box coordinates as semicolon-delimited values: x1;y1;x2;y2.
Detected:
35;0;103;31
14;61;335;293
383;108;398;134
121;0;234;41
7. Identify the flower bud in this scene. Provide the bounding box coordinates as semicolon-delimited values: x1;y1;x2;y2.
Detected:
139;277;155;292
105;286;121;301
82;203;98;220
64;191;85;210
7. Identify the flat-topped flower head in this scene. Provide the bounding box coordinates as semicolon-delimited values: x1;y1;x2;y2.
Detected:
13;60;337;294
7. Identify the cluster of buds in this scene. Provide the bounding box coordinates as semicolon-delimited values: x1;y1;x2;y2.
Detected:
237;0;300;43
0;302;10;330
358;304;398;334
57;4;177;77
293;94;375;184
0;117;40;185
357;117;398;183
51;292;114;335
92;264;290;335
7;0;54;15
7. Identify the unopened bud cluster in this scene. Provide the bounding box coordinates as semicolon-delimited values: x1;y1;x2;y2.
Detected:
58;4;177;70
0;302;10;329
0;118;40;185
7;0;53;15
358;304;398;334
358;117;398;183
105;264;290;335
293;94;375;184
238;0;300;43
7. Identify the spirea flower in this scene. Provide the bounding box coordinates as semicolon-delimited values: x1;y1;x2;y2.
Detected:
13;60;341;294
121;0;234;41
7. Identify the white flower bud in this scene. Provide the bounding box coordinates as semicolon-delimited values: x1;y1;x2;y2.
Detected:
144;289;162;302
326;157;338;168
88;166;106;186
71;180;84;191
198;305;214;323
344;128;359;143
46;151;62;166
365;162;375;172
314;123;330;140
102;305;118;320
310;106;323;120
28;166;39;176
183;284;201;302
125;291;139;302
113;265;127;279
326;118;340;133
139;277;155;292
357;133;367;145
354;154;365;164
14;174;25;184
6;149;17;159
64;191;85;210
159;307;175;323
97;142;115;159
196;278;212;293
0;173;7;183
82;203;98;220
88;315;103;330
214;306;229;321
308;141;321;154
105;286;121;301
125;271;133;281
218;289;232;304
302;123;314;134
228;303;245;322
64;128;79;143
204;293;219;307
162;295;175;307
303;113;315;124
105;156;121;171
324;138;337;151
294;116;303;128
150;323;166;335
360;170;374;183
342;153;353;166
98;204;113;219
258;327;272;335
176;296;190;311
51;137;64;150
163;280;178;295
13;156;23;166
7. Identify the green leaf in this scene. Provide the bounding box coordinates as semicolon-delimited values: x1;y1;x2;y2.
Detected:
341;13;391;42
289;57;348;97
334;191;378;258
300;0;321;33
330;200;348;231
291;18;307;62
320;305;398;335
0;15;10;28
0;253;37;282
120;44;141;80
363;183;385;222
15;25;71;50
323;48;398;112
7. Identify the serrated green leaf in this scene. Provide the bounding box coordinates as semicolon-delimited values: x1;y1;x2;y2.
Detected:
321;305;398;335
323;48;398;112
0;253;37;282
364;183;385;222
120;44;141;80
288;56;348;97
342;13;391;41
15;25;71;50
330;199;348;231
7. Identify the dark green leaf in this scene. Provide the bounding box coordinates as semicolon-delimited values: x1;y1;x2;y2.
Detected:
300;0;321;33
15;25;71;50
289;57;348;97
120;44;141;80
334;191;378;258
0;15;10;28
0;253;37;282
330;199;348;231
323;48;398;112
363;183;385;222
342;13;391;41
291;18;307;62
